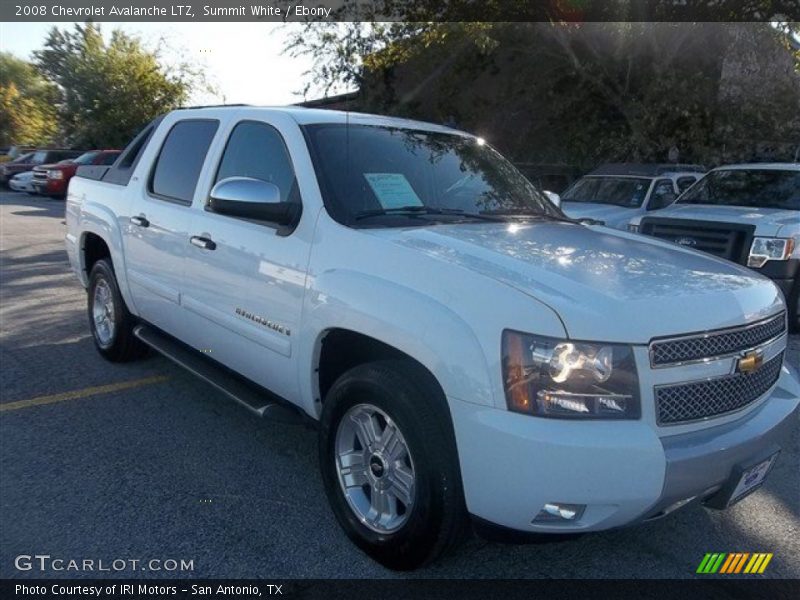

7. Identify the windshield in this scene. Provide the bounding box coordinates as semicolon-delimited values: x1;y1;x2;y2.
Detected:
562;176;651;208
73;151;100;165
303;124;563;226
678;169;799;210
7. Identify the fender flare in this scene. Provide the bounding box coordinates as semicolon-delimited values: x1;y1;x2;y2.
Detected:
79;201;138;315
297;270;496;417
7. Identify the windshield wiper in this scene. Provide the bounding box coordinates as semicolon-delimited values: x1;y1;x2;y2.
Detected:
354;206;502;222
478;208;578;224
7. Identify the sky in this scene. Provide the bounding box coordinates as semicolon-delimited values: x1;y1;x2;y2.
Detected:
0;22;347;106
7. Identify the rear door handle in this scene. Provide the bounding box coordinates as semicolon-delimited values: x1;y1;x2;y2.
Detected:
130;216;149;228
190;235;216;251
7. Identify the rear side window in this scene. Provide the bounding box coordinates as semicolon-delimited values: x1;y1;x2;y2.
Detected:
214;121;298;203
150;119;219;204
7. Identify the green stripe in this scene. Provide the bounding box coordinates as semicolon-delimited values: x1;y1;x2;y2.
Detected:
697;554;713;573
710;553;727;573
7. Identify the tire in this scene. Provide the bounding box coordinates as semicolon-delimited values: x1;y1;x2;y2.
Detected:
87;258;147;362
789;277;800;334
319;360;468;570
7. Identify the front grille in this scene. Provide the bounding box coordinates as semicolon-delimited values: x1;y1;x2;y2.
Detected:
639;217;754;263
650;313;786;367
656;352;783;425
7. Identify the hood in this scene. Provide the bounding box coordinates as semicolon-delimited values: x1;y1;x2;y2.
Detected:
645;203;798;237
561;201;638;229
365;222;783;343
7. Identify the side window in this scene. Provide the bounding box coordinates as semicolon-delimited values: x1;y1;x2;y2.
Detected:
214;121;298;203
648;178;677;210
150;119;219;204
676;176;698;193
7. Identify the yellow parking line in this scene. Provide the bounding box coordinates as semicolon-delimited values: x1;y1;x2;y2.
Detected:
0;376;169;413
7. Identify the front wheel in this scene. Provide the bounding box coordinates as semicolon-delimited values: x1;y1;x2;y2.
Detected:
319;360;468;570
87;258;147;362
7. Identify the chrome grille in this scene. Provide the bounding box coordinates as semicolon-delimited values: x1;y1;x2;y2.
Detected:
656;352;783;425
650;313;786;367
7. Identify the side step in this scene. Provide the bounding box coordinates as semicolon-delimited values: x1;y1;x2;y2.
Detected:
133;324;303;424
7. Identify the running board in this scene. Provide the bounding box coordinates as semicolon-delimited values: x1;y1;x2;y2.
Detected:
133;324;303;424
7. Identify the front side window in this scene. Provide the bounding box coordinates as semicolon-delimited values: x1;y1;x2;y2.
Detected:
648;178;677;210
562;176;651;208
214;121;298;203
679;169;799;210
303;124;561;226
150;120;219;204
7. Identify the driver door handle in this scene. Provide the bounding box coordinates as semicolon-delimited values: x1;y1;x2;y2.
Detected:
130;216;149;228
190;235;216;251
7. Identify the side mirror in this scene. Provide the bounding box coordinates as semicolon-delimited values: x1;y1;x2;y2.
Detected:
543;190;561;209
208;177;299;225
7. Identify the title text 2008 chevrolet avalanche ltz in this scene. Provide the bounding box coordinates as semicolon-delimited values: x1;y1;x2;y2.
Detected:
65;107;800;570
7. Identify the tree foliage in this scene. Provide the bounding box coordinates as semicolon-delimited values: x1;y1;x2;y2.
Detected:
286;22;800;166
34;24;204;148
0;52;59;146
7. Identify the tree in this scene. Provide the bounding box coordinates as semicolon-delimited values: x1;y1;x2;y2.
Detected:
0;52;59;146
286;21;800;166
34;24;206;148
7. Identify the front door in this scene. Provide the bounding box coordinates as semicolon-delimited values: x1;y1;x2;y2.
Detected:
181;118;311;401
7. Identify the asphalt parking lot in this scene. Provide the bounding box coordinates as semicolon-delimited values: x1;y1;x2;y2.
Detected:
0;190;798;579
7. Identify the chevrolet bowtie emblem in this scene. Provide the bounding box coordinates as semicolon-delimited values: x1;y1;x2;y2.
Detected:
737;350;764;374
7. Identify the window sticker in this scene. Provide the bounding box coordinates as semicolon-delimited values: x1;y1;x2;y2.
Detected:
363;173;423;209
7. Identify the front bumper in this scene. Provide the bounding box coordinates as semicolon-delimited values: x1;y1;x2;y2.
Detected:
451;365;799;533
32;178;65;196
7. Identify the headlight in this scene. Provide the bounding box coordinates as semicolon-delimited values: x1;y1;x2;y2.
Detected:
747;237;795;268
502;331;640;419
627;224;639;233
47;170;64;179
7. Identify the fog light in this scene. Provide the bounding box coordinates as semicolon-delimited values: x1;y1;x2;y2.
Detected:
534;502;586;522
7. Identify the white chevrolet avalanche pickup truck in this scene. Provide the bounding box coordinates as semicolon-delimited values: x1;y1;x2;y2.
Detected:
66;107;799;570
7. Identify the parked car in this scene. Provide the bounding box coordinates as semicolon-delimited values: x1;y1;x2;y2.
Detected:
66;108;798;570
32;150;120;197
0;145;34;164
0;149;84;185
8;171;36;193
560;163;705;229
630;163;800;330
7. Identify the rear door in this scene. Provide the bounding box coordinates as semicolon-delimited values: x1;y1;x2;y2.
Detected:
123;118;219;339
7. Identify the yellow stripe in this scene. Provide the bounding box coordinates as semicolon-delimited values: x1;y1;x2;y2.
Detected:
758;553;773;574
744;554;759;573
0;376;169;413
734;553;750;573
720;554;736;574
749;554;766;574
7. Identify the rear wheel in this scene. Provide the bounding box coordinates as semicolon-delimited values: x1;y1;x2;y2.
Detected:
319;360;468;570
87;259;147;362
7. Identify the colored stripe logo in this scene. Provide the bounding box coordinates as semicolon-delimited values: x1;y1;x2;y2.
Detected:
696;553;773;574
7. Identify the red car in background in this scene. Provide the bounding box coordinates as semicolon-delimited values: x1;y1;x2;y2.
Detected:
32;150;120;197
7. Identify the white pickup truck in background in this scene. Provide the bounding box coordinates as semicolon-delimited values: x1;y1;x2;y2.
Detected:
66;107;799;570
629;163;800;331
